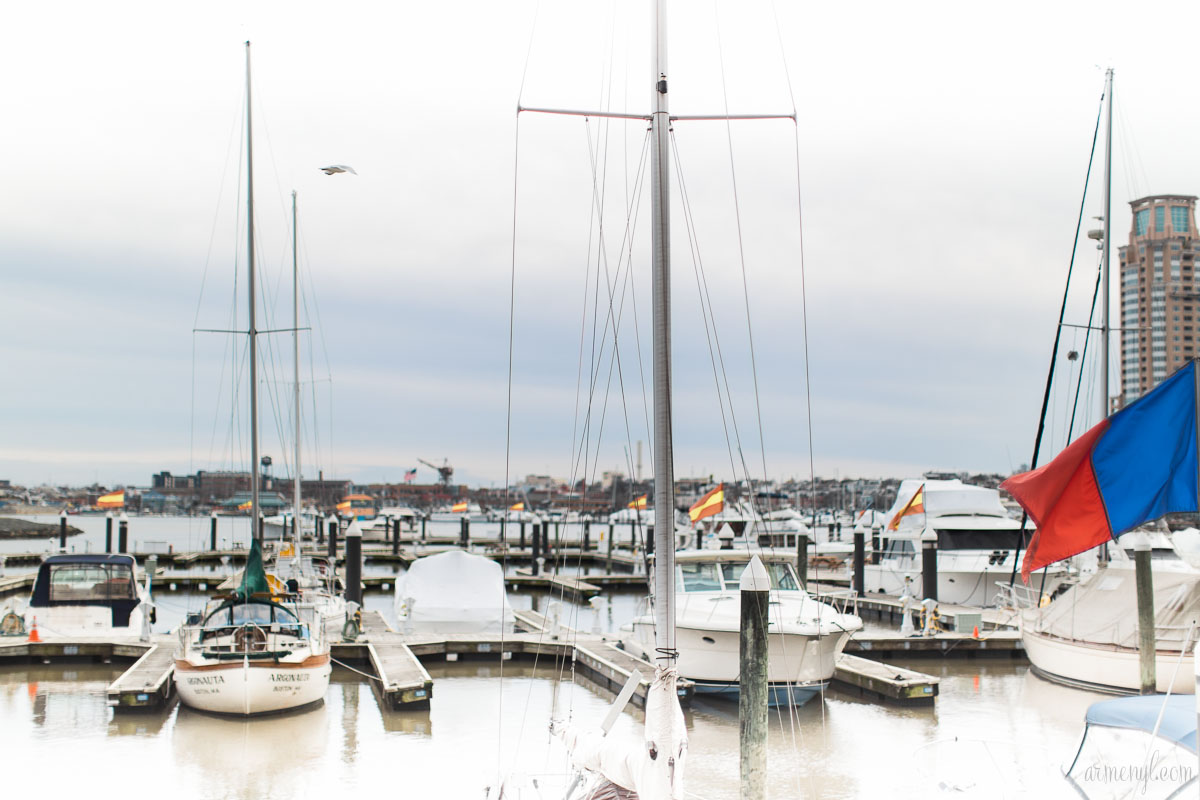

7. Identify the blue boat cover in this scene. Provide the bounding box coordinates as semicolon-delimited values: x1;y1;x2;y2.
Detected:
1086;695;1197;753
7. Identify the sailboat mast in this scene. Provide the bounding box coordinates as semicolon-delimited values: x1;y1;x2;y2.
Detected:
1101;68;1113;420
650;0;676;666
246;41;260;541
292;190;302;546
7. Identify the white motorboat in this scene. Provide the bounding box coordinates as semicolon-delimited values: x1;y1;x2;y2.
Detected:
394;549;513;634
262;508;320;541
624;549;862;705
1020;532;1200;694
358;505;421;542
19;553;154;639
864;478;1067;607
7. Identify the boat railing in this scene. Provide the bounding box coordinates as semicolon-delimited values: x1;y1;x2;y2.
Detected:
813;587;858;617
994;581;1047;611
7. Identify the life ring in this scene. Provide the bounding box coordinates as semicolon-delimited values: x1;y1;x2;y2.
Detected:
0;612;23;636
234;625;268;652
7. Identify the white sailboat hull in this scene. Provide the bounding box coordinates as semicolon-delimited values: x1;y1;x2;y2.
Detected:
1021;623;1195;695
174;655;332;715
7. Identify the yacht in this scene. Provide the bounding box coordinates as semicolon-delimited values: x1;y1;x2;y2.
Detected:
22;553;154;638
261;508;321;541
174;540;332;715
1020;530;1200;694
864;478;1066;607
624;549;862;705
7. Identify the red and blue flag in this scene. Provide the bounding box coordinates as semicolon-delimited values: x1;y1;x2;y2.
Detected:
1002;360;1199;582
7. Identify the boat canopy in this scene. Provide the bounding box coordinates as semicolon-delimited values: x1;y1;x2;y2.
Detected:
30;554;141;626
1085;695;1197;752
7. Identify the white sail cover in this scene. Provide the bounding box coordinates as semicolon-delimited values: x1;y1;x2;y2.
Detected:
555;667;687;800
393;550;514;634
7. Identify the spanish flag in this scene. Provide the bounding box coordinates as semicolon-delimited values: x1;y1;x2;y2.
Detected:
238;500;253;511
96;490;125;509
627;495;647;510
689;484;724;524
887;485;925;531
451;500;469;513
335;499;352;513
510;501;525;511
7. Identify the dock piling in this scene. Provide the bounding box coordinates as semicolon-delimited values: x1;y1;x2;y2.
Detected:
345;522;363;607
328;516;338;562
105;511;114;554
740;555;769;800
392;517;400;556
118;513;129;554
531;521;541;576
852;528;865;595
796;532;809;590
58;510;67;551
520;521;526;550
921;527;938;602
209;512;217;551
583;520;590;552
1134;537;1157;694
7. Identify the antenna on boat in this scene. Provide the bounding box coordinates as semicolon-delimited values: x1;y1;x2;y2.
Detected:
245;40;261;542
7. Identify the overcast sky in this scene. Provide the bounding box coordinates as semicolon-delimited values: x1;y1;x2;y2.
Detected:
4;0;1200;491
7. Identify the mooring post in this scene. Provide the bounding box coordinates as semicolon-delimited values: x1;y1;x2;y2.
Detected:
392;517;400;556
58;510;67;551
345;521;363;607
921;527;938;602
583;520;590;552
606;525;614;574
740;555;770;800
499;517;506;546
797;531;809;591
460;517;470;548
105;511;114;554
695;525;703;550
1135;536;1157;694
118;512;129;554
544;522;553;562
852;526;865;596
328;516;338;562
519;521;526;550
531;520;541;576
210;512;218;551
870;524;882;565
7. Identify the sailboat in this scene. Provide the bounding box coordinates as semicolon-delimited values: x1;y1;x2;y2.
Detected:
1010;69;1200;694
173;42;332;716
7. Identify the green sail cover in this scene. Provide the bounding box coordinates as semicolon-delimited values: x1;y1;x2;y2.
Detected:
236;538;271;599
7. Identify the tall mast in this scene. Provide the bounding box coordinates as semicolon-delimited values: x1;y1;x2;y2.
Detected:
650;0;675;666
1101;68;1113;420
292;190;302;549
246;41;260;540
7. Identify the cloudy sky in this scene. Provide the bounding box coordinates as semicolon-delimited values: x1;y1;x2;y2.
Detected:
4;0;1200;490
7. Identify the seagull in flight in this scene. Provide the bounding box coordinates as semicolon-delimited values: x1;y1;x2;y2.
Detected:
320;165;357;176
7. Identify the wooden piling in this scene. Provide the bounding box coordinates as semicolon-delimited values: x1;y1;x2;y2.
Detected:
345;523;363;607
921;528;938;602
118;514;129;553
105;512;114;554
853;529;865;595
796;532;809;590
209;512;217;551
59;511;67;550
1134;539;1157;694
328;517;338;562
392;517;400;556
740;555;769;800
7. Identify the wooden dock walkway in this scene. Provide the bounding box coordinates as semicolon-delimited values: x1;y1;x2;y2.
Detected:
834;654;939;705
106;642;175;711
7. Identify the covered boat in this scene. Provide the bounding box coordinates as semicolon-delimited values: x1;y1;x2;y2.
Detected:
1065;694;1197;798
394;550;514;634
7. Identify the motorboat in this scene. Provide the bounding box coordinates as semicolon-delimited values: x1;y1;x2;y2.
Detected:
173;540;331;715
358;505;421;542
1064;693;1197;798
624;549;862;705
394;550;514;634
1020;531;1200;694
18;553;154;638
262;508;321;541
864;478;1067;607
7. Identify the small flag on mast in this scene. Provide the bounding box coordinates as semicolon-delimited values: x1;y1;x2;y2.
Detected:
627;495;647;510
451;500;469;513
510;501;525;511
887;485;925;531
689;485;724;524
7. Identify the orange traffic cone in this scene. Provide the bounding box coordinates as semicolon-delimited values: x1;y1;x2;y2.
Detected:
972;625;980;640
27;618;40;643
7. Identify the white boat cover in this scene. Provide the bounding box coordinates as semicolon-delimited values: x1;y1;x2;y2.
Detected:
394;550;514;634
1032;565;1200;649
555;667;687;800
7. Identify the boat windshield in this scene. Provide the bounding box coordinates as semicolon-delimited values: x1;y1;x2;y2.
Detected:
47;563;136;602
718;562;799;591
203;601;300;627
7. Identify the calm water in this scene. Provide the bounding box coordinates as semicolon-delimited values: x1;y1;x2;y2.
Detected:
0;655;1108;798
1;514;1113;797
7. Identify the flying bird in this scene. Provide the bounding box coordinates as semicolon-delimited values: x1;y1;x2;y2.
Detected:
320;165;357;175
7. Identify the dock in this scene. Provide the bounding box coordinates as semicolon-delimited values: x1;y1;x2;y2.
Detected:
106;643;176;710
833;654;939;705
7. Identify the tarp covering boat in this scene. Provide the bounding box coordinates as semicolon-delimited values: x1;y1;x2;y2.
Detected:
394;550;514;633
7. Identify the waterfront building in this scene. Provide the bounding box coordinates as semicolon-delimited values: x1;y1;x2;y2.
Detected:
1118;195;1200;405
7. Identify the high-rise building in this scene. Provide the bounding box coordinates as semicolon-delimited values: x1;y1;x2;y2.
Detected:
1118;194;1200;405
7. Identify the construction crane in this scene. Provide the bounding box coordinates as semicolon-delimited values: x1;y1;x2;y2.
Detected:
419;458;454;487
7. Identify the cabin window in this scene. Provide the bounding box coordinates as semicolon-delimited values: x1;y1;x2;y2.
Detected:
886;540;916;557
717;562;799;591
678;563;722;592
47;564;135;602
